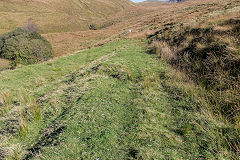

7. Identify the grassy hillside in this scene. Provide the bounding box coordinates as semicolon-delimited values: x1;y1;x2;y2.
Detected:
0;0;133;34
2;0;239;57
147;3;240;123
0;0;240;159
1;40;239;159
44;0;240;57
144;1;240;158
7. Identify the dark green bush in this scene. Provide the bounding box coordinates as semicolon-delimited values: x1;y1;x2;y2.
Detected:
0;28;53;67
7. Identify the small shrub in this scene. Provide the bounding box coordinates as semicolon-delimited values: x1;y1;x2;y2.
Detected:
0;28;53;67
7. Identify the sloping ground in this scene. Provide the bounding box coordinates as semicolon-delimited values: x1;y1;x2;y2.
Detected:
1;40;238;159
44;0;240;57
149;16;240;112
0;0;133;34
144;1;240;158
2;0;239;57
0;0;240;159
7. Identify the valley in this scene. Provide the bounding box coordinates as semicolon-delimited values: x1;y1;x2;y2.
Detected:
0;0;240;159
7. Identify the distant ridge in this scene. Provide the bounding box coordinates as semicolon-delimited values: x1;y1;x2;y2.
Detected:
145;0;165;2
145;0;183;2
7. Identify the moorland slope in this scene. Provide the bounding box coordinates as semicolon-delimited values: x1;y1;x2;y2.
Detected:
0;0;240;159
0;0;134;34
45;0;240;56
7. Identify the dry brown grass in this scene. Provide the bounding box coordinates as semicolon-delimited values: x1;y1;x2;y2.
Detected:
0;0;134;35
43;29;118;57
1;0;240;58
0;59;10;71
43;0;240;57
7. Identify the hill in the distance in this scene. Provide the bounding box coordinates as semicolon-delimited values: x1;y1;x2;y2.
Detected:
0;0;134;34
145;0;182;2
145;0;165;2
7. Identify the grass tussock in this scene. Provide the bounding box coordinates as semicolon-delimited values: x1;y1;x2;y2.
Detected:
18;113;29;138
0;91;14;116
20;91;43;123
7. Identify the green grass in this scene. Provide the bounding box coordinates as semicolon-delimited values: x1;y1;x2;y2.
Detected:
0;40;238;159
0;40;123;92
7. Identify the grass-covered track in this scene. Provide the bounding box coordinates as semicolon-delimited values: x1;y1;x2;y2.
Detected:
0;40;237;159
